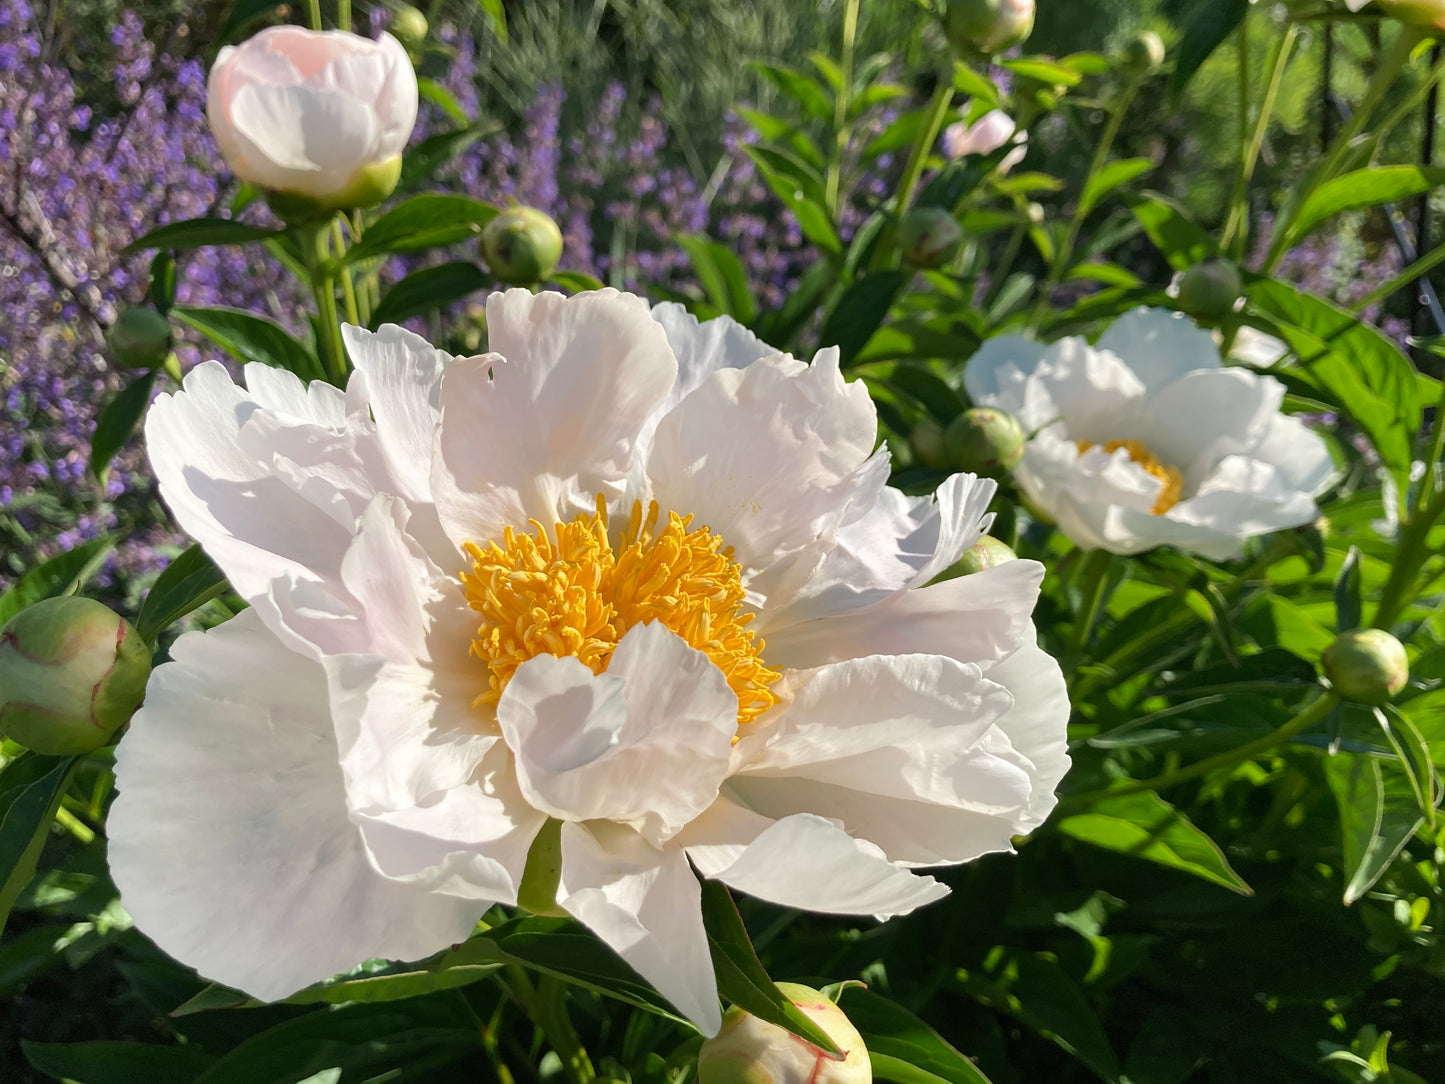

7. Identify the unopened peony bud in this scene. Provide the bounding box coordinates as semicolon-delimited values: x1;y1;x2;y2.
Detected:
909;416;950;470
207;28;417;217
1349;0;1445;31
954;536;1019;575
0;597;151;755
945;0;1035;56
1177;258;1243;321
697;984;871;1084
898;207;963;269
481;206;565;285
1121;30;1166;72
1322;629;1409;706
945;407;1025;476
106;307;172;370
390;5;430;49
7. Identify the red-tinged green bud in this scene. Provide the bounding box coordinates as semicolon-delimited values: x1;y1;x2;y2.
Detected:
1121;30;1166;72
264;155;404;222
482;206;564;285
106;307;172;371
954;536;1019;575
909;416;950;470
898;207;963;269
945;407;1025;476
697;983;871;1084
517;817;566;917
945;0;1035;56
0;597;151;755
390;5;429;49
1177;258;1243;322
1370;0;1445;32
1323;629;1409;706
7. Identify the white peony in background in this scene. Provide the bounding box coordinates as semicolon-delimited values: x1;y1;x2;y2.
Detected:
963;307;1335;560
107;289;1070;1035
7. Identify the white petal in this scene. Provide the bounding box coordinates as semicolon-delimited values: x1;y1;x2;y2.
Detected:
1248;413;1335;495
962;335;1046;420
108;610;484;1001
228;83;381;195
1139;367;1284;486
1095;307;1221;393
558;822;721;1035
985;632;1071;831
431;289;677;548
762;558;1043;672
1171;455;1320;536
243;362;346;426
497;623;737;845
645;304;773;440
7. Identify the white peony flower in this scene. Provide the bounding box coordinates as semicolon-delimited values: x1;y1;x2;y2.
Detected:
942;110;1027;173
963;307;1334;560
207;26;418;206
109;290;1069;1035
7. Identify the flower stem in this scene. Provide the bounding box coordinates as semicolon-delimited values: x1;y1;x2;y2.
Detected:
869;81;954;271
332;217;361;327
337;0;351;32
507;967;595;1084
1069;549;1114;654
825;0;861;220
1373;486;1445;629
306;0;323;31
301;220;348;385
1051;73;1142;284
1221;22;1299;254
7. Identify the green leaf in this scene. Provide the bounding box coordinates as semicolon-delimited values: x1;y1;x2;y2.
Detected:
744;147;841;255
399;124;495;189
751;62;833;123
219;0;287;42
23;1040;214;1084
476;0;507;42
821;271;910;366
370;261;488;328
1078;158;1154;221
915;153;996;214
171;305;323;382
678;236;758;325
1057;789;1254;895
839;987;993;1084
1377;705;1439;827
416;78;470;127
1335;546;1363;633
136;546;229;643
549;271;606;294
0;536;118;626
345;194;499;263
1292;166;1445;246
1170;0;1248;103
0;757;81;936
1127;192;1218;271
700;878;843;1055
125;217;285;254
90;371;157;483
1325;751;1424;905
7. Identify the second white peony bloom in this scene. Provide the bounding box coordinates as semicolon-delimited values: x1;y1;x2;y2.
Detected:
963;308;1334;560
943;109;1027;173
109;289;1070;1035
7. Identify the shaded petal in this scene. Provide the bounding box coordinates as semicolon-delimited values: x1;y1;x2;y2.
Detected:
558;822;720;1035
986;632;1071;831
1095;307;1221;393
1248;413;1334;495
966;335;1146;436
228;83;380;194
1171;455;1320;536
961;335;1047;421
108;610;485;1001
645;304;773;441
1139;367;1284;487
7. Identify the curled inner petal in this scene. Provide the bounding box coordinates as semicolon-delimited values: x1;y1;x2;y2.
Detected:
1077;438;1183;515
461;497;781;726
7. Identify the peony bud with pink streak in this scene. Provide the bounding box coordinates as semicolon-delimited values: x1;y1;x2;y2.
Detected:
942;111;1026;173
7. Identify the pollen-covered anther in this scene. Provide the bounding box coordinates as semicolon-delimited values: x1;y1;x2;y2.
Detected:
1077;438;1184;515
460;496;781;726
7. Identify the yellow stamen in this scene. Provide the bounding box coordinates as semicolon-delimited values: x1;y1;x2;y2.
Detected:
1077;438;1184;515
460;495;781;727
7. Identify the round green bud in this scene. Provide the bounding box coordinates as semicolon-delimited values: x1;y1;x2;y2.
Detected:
909;416;950;471
1121;30;1166;72
1177;258;1243;322
898;207;963;269
481;206;564;285
697;983;871;1084
944;407;1026;476
954;536;1019;576
1322;629;1409;706
944;0;1035;57
106;307;172;371
0;596;151;755
390;5;430;49
517;817;566;917
1025;202;1046;227
1373;0;1445;31
264;155;404;222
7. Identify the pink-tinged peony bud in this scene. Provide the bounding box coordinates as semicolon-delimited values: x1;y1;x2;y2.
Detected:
1323;629;1409;706
945;0;1035;55
942;110;1027;172
697;984;871;1084
207;27;417;216
954;536;1019;575
0;597;152;755
1345;0;1445;30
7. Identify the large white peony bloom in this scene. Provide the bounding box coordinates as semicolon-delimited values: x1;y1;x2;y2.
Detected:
109;290;1069;1035
207;26;418;205
963;308;1334;560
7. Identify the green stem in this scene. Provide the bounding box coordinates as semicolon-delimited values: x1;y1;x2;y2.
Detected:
301;221;348;385
1069;549;1114;654
306;0;323;30
1352;240;1445;316
1222;16;1252;254
332;217;361;327
1373;486;1445;629
1361;47;1445;154
528;974;595;1084
983;220;1027;310
1222;23;1299;253
825;0;861;220
870;81;954;271
337;0;351;32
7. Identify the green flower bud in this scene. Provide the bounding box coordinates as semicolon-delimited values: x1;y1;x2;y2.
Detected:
517;817;566;917
945;0;1035;57
1373;0;1445;32
1121;30;1166;72
908;416;950;471
390;5;430;49
0;597;152;755
481;206;564;285
1322;629;1409;706
944;407;1026;477
954;536;1019;576
697;984;871;1084
264;155;404;222
898;207;963;269
1177;258;1243;322
105;307;173;371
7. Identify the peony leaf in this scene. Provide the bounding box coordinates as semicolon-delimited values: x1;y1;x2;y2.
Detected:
838;987;994;1083
370;261;489;329
345;194;499;263
820;270;910;366
1126;192;1218;272
23;1040;215;1084
1170;0;1248;104
1325;750;1424;905
135;546;229;644
0;756;81;936
0;536;118;627
1292;167;1445;248
171;305;325;383
90;371;157;484
124;217;286;254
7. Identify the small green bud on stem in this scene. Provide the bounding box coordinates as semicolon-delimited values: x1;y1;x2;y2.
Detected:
945;407;1026;476
1322;629;1409;706
481;206;565;285
697;984;872;1084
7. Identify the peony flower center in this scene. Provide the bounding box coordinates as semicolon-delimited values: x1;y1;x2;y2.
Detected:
1076;439;1183;515
460;496;782;726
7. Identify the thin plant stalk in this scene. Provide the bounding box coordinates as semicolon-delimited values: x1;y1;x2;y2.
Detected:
1222;23;1300;253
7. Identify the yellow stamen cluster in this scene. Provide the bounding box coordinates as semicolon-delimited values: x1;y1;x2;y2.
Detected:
1077;438;1184;515
460;496;781;727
